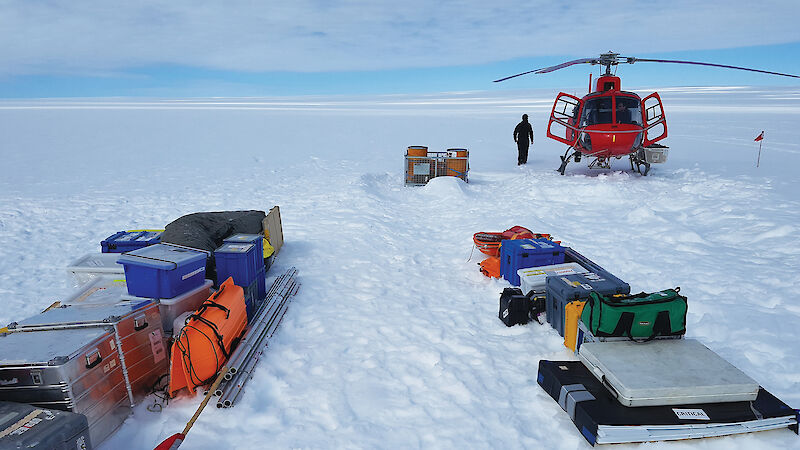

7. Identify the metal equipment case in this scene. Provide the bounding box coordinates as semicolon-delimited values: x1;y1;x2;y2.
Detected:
122;279;213;335
9;302;168;406
0;327;130;446
577;339;760;407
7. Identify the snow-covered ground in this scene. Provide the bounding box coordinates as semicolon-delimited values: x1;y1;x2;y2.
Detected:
0;86;798;449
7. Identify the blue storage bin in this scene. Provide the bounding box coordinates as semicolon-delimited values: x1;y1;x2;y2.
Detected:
215;243;258;287
223;233;265;270
101;231;162;253
500;239;565;286
255;267;266;303
243;277;259;320
545;272;630;337
118;243;208;298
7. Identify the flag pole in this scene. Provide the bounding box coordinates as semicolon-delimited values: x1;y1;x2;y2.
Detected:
757;140;762;168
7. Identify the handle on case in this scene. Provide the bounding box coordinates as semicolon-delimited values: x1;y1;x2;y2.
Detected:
85;349;102;369
120;253;178;269
134;315;149;331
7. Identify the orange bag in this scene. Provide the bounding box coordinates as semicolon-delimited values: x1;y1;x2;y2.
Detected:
169;277;248;396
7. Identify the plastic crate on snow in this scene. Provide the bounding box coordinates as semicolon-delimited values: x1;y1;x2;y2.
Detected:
101;230;162;253
214;242;259;287
117;243;208;298
500;238;565;286
545;272;630;337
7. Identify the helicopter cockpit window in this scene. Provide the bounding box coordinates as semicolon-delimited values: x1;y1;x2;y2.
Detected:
615;96;642;126
581;97;613;126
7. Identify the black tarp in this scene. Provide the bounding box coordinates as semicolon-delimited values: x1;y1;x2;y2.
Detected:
161;210;266;285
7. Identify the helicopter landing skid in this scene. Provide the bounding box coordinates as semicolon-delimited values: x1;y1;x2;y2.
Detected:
557;147;576;175
629;150;651;176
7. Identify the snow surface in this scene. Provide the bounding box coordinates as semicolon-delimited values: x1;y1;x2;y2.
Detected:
0;86;798;449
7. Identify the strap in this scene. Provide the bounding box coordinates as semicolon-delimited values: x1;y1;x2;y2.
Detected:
198;299;230;319
187;314;230;359
611;312;634;337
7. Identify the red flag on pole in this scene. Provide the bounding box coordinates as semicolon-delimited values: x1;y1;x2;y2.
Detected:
754;131;764;141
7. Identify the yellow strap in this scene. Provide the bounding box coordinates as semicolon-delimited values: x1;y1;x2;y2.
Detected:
0;410;46;438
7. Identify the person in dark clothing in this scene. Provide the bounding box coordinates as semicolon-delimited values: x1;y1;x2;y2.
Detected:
514;114;534;165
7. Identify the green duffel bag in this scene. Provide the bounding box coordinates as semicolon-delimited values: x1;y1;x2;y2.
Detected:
581;287;688;342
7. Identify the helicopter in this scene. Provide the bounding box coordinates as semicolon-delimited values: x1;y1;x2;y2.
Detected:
495;52;800;175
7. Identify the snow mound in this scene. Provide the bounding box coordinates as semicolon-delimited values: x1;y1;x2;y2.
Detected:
419;175;469;197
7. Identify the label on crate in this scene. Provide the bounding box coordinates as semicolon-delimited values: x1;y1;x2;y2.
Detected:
223;244;253;253
149;329;166;364
181;267;205;280
672;408;710;420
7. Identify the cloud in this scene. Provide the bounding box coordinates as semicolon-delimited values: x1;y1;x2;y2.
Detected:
1;0;798;76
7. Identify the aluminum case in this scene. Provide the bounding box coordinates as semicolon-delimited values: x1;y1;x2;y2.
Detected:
0;327;130;446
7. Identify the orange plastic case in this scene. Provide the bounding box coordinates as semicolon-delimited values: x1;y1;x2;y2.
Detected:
564;301;586;352
169;277;248;396
479;256;501;278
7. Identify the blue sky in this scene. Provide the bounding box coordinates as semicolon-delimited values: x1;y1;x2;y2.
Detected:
1;1;799;98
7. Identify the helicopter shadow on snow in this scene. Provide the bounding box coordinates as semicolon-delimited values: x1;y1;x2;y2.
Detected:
551;165;661;179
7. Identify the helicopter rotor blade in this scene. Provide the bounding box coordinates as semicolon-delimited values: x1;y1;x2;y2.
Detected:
630;58;800;79
492;68;542;83
493;58;596;82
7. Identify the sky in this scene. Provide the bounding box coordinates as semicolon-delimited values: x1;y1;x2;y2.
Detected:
1;0;799;98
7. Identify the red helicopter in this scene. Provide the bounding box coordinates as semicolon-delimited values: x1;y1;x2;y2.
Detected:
495;52;800;175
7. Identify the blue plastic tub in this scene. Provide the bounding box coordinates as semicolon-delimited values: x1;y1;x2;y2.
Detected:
117;243;208;298
243;277;259;320
223;233;265;270
101;231;162;253
500;239;565;286
255;267;266;303
545;272;631;337
214;243;258;287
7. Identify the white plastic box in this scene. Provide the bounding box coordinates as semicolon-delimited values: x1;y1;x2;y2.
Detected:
61;275;129;306
66;253;125;286
517;262;588;295
121;279;213;334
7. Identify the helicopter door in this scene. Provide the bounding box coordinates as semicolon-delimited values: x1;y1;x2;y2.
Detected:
642;92;668;145
547;92;583;146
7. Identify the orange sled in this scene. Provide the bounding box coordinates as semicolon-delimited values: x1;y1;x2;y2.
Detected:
473;226;553;257
169;277;248;397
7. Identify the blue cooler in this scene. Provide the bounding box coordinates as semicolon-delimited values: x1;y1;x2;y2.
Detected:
101;230;162;253
215;243;258;287
118;243;208;298
545;272;630;337
500;239;565;286
223;233;265;271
